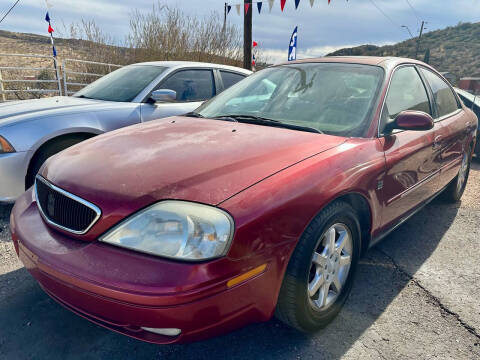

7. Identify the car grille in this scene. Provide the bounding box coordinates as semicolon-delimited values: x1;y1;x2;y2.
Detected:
35;176;101;234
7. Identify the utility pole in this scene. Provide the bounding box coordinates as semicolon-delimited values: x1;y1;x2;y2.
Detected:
223;2;227;32
415;20;426;59
243;0;252;70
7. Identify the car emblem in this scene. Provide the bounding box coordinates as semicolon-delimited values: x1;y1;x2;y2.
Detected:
47;193;55;217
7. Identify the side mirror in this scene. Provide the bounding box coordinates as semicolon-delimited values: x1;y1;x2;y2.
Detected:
150;89;177;103
393;110;434;131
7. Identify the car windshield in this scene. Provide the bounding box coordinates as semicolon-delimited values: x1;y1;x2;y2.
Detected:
197;63;384;137
73;65;167;102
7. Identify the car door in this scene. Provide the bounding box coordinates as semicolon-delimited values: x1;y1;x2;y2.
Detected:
379;65;441;231
418;67;470;189
140;68;217;122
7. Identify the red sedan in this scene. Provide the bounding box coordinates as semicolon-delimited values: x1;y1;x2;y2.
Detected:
10;57;477;344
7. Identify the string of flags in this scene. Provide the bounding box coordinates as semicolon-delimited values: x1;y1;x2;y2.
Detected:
45;12;57;57
227;0;335;15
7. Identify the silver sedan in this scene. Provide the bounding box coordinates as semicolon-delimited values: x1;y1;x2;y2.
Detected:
0;61;251;202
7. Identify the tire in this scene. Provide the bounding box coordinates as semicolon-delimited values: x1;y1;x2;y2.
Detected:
441;147;472;203
275;201;361;332
25;135;90;189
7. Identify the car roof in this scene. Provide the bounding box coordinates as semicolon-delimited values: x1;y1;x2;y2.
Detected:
276;56;429;69
129;61;252;75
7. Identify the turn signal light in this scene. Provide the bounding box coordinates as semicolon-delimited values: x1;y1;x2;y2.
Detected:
227;264;267;288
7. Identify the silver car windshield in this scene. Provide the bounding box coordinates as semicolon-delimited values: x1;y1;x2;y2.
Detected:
197;63;384;137
73;65;167;102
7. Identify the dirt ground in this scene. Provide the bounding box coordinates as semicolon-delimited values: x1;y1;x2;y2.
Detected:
0;161;479;360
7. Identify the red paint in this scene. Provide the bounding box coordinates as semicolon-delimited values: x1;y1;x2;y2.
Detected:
11;57;478;344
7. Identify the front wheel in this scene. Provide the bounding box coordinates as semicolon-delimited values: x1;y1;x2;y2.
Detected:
275;201;361;332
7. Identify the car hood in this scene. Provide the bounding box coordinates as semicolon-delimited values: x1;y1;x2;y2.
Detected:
0;96;131;127
41;116;346;238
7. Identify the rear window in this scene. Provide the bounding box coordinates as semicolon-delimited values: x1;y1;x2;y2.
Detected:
420;68;459;118
220;71;246;90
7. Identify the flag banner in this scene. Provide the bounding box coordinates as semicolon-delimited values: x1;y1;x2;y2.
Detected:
252;53;256;66
245;2;250;14
45;12;50;22
253;41;258;47
236;4;241;15
310;0;315;6
52;45;57;57
257;2;263;13
227;5;232;14
281;0;287;11
328;0;331;4
268;0;275;12
295;0;300;9
288;26;298;61
44;0;53;9
48;24;54;33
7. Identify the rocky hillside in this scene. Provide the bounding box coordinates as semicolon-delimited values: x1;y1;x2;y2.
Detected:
327;21;480;80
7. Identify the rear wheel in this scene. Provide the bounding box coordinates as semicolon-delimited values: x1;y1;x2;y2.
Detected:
441;147;471;203
275;201;361;332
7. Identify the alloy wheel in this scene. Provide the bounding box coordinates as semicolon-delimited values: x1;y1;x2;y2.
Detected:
308;223;353;311
456;152;469;193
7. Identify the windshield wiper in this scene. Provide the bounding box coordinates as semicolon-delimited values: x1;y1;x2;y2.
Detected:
216;114;323;134
184;112;205;118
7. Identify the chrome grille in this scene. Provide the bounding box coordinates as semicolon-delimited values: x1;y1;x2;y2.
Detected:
35;176;101;234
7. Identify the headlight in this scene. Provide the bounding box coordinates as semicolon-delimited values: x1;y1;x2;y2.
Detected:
0;136;15;153
100;201;234;261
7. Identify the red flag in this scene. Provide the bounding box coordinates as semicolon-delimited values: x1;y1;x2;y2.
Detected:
281;0;287;11
328;0;331;3
48;24;54;33
253;41;258;47
245;2;250;14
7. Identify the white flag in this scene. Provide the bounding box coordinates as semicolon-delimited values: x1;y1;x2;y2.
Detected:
236;4;241;15
44;0;53;8
310;0;315;7
268;0;275;12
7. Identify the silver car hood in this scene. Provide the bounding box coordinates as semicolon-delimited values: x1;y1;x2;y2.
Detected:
0;96;136;127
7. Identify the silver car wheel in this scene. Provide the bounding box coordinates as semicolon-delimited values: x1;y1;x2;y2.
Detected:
456;152;469;193
308;223;353;311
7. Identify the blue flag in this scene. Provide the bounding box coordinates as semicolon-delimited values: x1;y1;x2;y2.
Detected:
227;5;231;14
288;26;298;61
257;2;263;13
45;12;50;22
52;45;57;57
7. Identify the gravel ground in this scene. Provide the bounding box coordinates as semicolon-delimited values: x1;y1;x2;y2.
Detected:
0;160;479;359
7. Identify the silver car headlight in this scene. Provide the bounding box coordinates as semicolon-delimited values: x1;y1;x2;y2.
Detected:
99;201;234;261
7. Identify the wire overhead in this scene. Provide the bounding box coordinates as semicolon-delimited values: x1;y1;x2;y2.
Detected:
405;0;422;23
368;0;401;30
0;0;21;25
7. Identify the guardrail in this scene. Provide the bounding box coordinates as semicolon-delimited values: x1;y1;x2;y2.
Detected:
62;58;122;95
0;53;62;101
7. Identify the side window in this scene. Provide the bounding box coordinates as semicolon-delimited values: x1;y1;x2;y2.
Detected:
420;68;459;118
160;70;215;102
380;66;431;133
220;71;246;90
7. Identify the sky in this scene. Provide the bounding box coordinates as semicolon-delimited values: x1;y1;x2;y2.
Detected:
1;0;479;63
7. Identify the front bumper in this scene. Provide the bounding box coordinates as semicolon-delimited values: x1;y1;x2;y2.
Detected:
11;189;287;344
0;151;29;203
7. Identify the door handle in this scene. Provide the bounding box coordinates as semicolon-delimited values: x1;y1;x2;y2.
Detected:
433;135;443;149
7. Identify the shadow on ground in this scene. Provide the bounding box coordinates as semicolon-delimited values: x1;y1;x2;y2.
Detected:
0;171;469;359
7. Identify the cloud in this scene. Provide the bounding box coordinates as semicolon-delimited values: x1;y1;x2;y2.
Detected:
2;0;479;54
